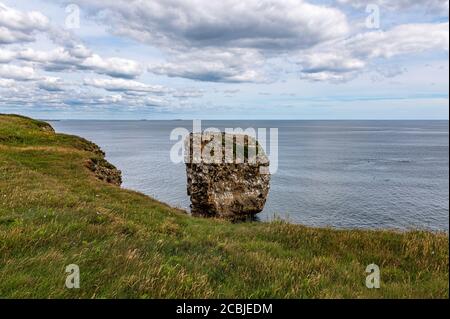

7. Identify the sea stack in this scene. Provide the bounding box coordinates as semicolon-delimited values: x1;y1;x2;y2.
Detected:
185;132;270;219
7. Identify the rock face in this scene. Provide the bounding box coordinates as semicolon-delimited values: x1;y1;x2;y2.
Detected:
85;157;122;186
185;133;270;219
82;139;122;186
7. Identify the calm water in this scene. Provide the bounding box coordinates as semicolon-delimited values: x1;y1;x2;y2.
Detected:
49;120;449;232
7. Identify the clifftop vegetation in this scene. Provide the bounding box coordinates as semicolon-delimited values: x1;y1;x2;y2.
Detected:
0;114;448;298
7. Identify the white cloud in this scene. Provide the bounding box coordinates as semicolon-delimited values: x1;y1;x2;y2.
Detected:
145;96;170;107
172;89;204;98
0;2;142;79
18;47;79;65
149;49;267;83
81;55;141;79
0;64;37;81
0;48;15;63
297;22;449;81
82;78;204;106
15;46;143;79
64;0;349;50
48;0;449;84
38;77;65;92
0;3;49;44
58;0;350;83
299;52;366;73
347;23;449;59
300;71;355;82
0;26;34;44
83;78;170;94
0;78;14;87
0;0;448;116
337;0;449;14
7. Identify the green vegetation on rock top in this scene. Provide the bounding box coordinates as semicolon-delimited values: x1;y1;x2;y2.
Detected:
0;114;448;298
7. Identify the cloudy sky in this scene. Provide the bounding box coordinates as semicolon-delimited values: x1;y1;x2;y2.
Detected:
0;0;448;119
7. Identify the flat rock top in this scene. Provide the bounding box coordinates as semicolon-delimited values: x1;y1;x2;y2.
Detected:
184;132;269;166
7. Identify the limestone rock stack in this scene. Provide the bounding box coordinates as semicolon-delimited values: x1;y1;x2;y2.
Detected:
185;132;270;219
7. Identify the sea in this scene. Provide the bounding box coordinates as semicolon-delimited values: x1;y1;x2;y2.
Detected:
49;120;449;232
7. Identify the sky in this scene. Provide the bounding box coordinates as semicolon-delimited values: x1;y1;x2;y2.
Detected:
0;0;448;119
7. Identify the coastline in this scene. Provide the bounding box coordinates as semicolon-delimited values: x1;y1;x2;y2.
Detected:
0;114;448;298
48;118;450;232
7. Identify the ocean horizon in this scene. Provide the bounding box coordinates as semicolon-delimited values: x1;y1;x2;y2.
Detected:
49;119;449;232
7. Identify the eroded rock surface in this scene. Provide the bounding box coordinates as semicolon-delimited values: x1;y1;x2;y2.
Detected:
85;157;122;186
83;141;122;186
185;133;270;219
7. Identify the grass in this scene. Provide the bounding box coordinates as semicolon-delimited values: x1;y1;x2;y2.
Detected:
0;114;448;298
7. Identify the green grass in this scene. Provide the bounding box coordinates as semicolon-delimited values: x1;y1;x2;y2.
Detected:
0;114;448;298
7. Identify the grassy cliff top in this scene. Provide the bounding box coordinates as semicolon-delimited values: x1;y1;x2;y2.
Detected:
0;114;448;298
